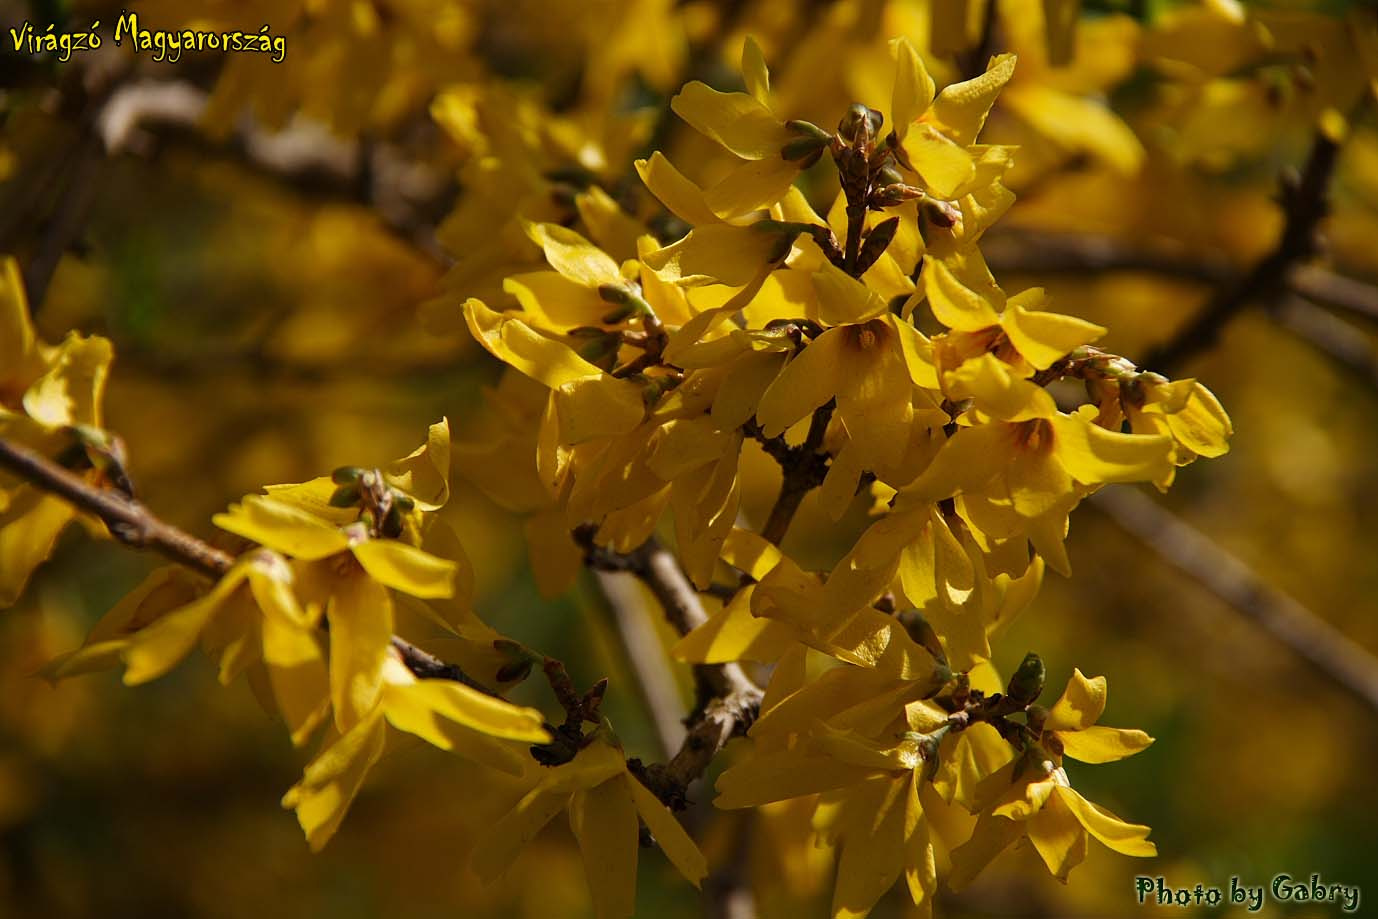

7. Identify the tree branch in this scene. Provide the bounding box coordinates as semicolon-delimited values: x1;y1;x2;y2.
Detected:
0;434;497;693
580;529;763;807
1139;131;1341;374
1090;486;1378;717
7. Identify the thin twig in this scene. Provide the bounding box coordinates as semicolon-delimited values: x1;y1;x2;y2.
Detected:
1091;486;1378;717
983;232;1378;324
580;529;763;807
0;435;499;693
1141;131;1341;374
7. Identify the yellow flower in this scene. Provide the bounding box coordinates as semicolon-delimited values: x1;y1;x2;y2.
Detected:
949;670;1155;886
669;37;809;219
755;264;944;477
899;391;1174;574
472;734;707;919
464;297;646;445
43;551;332;747
0;256;114;606
1122;375;1233;488
213;495;458;731
715;661;952;918
889;39;1016;200
283;654;550;851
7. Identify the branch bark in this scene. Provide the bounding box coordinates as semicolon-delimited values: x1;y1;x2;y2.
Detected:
1091;486;1378;716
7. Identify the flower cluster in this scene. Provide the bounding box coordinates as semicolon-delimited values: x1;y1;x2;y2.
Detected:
449;37;1230;916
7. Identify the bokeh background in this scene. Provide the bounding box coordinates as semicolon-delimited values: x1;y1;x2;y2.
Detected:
2;0;1378;916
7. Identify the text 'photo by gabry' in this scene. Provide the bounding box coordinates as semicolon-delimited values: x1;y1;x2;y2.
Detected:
7;10;287;63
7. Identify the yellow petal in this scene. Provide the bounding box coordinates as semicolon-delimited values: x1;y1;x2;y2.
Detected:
715;748;877;809
642;224;784;287
575;186;643;262
1027;790;1089;882
1003;84;1144;175
627;775;708;886
22;333;112;429
1059;725;1154;764
260;600;330;747
711;350;788;431
670;82;789;160
720;527;785;581
705;155;800;220
523;221;622;288
0;486;77;606
672;584;794;663
741;36;771;106
553;377;647;444
946;813;1022;891
891;37;935;141
905;124;976;199
328;573;394;731
1046;668;1107;732
0;256;36;371
812;261;889;326
1001;298;1107;371
1164;382;1232;458
281;711;387;852
755;327;844;438
212;496;349;560
831;776;910;919
463;298;609;389
385;674;550;743
927;53;1016;146
569;778;640;919
350;539;456;600
472;746;626;881
1055;786;1156;857
1050;414;1173;485
923;258;999;332
123;570;245;685
901;422;1015;504
635;153;719;227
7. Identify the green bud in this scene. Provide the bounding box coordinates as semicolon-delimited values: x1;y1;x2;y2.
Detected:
331;466;364;485
328;484;362;507
1005;652;1046;706
786;119;833;142
897;609;947;667
837;103;882;143
781;134;828;161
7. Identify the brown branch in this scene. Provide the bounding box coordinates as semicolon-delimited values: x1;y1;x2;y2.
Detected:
96;78;453;262
1140;131;1341;374
983;232;1378;325
0;436;234;580
1090;486;1378;717
579;529;763;807
0;434;501;694
1270;296;1378;389
752;401;833;546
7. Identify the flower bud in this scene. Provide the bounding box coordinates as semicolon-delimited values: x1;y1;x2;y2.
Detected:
781;134;829;161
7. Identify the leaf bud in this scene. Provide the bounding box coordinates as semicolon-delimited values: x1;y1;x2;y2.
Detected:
855;216;900;276
921;197;960;228
786;119;833;142
331;466;364;485
328;484;362;507
781;134;829;161
837;103;882;144
1006;652;1046;706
